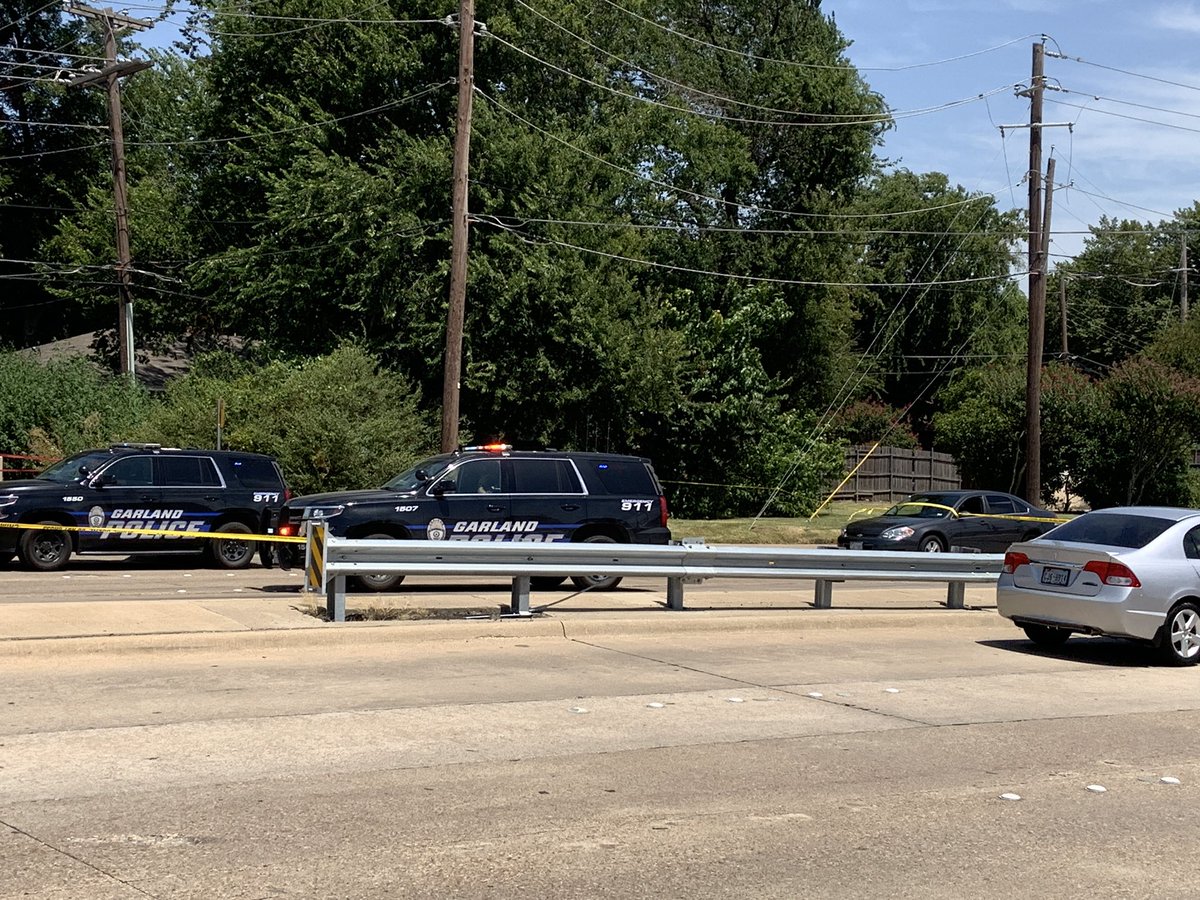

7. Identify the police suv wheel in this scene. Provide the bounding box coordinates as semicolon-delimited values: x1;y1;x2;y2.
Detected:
570;535;623;591
18;521;72;572
210;521;256;570
352;533;406;592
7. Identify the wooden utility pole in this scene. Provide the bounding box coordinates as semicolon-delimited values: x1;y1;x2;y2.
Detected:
440;0;476;452
1023;41;1046;505
67;5;151;381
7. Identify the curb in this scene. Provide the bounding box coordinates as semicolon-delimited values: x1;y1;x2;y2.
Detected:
0;605;1006;660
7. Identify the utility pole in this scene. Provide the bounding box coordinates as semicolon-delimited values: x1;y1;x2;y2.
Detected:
67;4;151;381
1023;40;1046;505
1182;236;1189;322
440;0;476;452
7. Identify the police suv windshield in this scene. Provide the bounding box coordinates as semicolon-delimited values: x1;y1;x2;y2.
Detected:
382;455;454;492
37;451;116;484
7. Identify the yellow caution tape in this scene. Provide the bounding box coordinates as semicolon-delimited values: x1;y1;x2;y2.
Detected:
865;500;1069;525
0;520;306;543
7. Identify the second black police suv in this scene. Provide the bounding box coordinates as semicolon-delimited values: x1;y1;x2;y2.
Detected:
0;443;289;571
276;444;670;591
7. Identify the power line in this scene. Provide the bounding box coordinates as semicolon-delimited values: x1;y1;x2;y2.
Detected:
477;87;1006;223
481;217;1027;288
1052;51;1200;93
488;29;1012;129
594;0;1040;74
124;80;453;148
508;0;1007;124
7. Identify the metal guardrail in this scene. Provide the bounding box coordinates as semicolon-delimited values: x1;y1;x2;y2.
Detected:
303;527;1004;622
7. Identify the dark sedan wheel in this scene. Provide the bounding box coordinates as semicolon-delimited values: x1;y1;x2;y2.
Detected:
920;535;946;552
1160;602;1200;666
1022;623;1071;647
18;522;71;572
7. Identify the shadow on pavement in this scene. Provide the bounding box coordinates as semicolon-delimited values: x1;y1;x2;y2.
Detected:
979;637;1161;668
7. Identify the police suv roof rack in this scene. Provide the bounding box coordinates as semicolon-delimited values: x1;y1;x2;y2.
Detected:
110;442;161;450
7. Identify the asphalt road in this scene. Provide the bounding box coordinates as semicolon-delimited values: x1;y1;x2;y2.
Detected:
3;606;1200;898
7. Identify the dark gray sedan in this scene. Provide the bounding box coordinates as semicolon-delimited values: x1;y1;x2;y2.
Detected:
837;490;1063;553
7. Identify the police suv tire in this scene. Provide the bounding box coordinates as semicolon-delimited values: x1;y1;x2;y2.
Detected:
210;521;256;570
18;521;72;572
570;535;623;591
531;576;567;590
352;533;405;592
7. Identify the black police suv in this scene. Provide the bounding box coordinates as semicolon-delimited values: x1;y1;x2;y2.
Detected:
0;443;289;572
276;444;670;591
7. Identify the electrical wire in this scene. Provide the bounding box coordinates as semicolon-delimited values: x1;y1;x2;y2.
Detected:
509;0;1003;124
476;86;1004;222
125;79;452;148
487;30;1009;129
1052;51;1200;94
594;0;1040;74
480;217;1027;289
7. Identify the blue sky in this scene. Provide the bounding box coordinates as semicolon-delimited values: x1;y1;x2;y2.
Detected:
828;0;1200;261
136;1;1200;263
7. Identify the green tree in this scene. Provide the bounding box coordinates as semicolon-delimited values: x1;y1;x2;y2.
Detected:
1;2;111;347
1053;205;1200;369
139;344;437;495
1074;358;1200;508
844;170;1025;437
0;352;149;456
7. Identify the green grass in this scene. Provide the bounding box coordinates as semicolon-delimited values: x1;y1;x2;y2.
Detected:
672;500;892;545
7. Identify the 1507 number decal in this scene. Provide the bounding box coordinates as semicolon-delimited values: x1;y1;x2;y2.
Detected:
621;500;654;511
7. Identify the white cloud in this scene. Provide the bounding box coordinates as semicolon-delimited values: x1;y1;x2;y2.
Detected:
1151;2;1200;33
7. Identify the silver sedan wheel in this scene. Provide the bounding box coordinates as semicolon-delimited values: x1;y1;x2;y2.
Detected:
1163;604;1200;666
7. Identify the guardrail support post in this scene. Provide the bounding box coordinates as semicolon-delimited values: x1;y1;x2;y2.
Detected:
667;577;684;610
326;575;347;622
946;581;966;610
510;576;531;617
814;579;834;609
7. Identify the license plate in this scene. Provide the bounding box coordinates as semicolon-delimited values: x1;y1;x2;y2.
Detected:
1040;566;1070;586
849;541;863;550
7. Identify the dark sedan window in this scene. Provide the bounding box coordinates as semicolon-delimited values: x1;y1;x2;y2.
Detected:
985;495;1018;514
1046;513;1175;549
958;496;985;515
884;500;952;518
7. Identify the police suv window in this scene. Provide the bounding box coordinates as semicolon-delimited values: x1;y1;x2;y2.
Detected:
230;457;284;490
157;456;221;487
590;460;655;495
445;460;503;494
511;459;583;494
101;456;153;486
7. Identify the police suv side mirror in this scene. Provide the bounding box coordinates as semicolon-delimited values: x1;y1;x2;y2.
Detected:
429;480;453;496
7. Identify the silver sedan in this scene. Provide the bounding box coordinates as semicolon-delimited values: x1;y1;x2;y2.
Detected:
996;506;1200;665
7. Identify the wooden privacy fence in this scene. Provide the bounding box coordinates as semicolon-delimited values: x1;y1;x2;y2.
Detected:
0;453;59;481
833;445;961;502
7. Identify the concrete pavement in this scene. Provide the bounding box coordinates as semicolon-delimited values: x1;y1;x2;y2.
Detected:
0;572;1004;656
